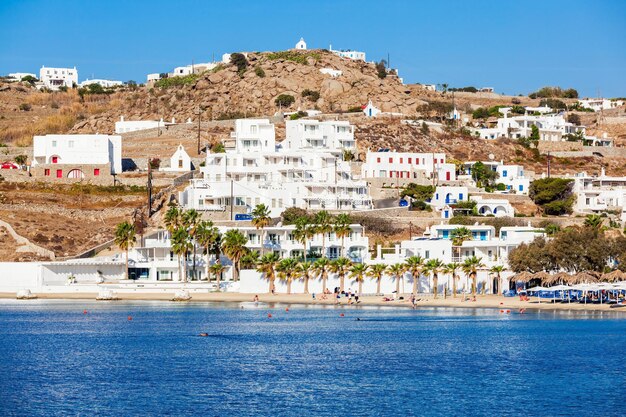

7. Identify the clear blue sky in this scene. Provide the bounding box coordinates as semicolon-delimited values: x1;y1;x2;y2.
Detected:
1;0;624;97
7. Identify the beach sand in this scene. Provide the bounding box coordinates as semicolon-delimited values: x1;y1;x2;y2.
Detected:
1;291;624;313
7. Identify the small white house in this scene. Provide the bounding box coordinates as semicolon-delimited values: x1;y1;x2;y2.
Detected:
79;79;123;88
320;68;342;77
471;196;515;217
114;116;174;134
7;72;36;81
329;45;366;61
363;100;381;117
578;98;624;112
163;144;192;172
430;186;469;208
39;66;78;90
295;37;307;50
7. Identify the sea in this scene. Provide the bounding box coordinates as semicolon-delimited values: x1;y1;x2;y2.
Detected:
0;300;624;416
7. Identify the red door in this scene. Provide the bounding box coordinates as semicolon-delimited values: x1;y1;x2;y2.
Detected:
446;172;451;181
56;169;62;178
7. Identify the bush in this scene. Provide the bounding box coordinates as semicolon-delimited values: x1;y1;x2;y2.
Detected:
539;98;567;110
154;74;199;88
14;154;27;165
301;89;320;101
275;94;295;108
21;75;38;85
375;60;387;79
266;51;320;65
529;178;574;215
496;183;506;191
254;66;265;78
281;207;311;224
230;53;248;76
400;184;434;201
529;86;578;99
211;143;225;153
449;86;477;93
19;103;31;111
410;200;432;211
347;106;363;113
567;113;581;126
149;158;161;169
289;111;307;120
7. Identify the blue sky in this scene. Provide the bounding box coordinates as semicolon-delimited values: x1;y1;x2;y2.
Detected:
1;0;624;97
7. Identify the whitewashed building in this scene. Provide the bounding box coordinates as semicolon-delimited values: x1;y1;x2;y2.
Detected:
39;66;78;90
361;151;456;182
461;161;530;194
7;72;36;81
32;134;122;178
430;186;469;208
363;100;381;117
471;196;515;217
319;68;342;77
474;110;584;141
573;170;626;221
295;38;307;50
282;119;355;154
114;116;175;133
163;144;192;172
329;45;366;61
578;98;624;112
179;119;372;217
79;79;123;88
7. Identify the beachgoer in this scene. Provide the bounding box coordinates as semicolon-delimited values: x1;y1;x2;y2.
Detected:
253;295;259;302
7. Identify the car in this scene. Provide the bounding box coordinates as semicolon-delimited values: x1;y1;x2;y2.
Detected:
1;162;18;170
399;199;409;207
234;213;253;221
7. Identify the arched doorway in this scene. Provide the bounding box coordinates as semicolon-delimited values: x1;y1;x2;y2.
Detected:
67;169;85;179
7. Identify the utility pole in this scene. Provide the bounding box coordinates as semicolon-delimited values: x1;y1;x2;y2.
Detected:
147;158;153;216
197;105;201;155
230;179;234;221
547;151;551;178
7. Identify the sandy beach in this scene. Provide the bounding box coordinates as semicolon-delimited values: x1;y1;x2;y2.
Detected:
1;291;624;313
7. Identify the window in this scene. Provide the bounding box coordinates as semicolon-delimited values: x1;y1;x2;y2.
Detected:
52;141;57;147
502;170;508;177
389;158;393;163
51;156;58;163
178;159;183;168
94;168;100;176
68;140;74;148
425;250;430;259
377;157;381;163
400;158;403;163
585;198;590;205
44;169;50;176
408;158;412;164
518;185;523;192
250;125;257;134
459;193;464;200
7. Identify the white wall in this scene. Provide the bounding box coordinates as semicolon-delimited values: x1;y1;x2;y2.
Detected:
0;263;42;291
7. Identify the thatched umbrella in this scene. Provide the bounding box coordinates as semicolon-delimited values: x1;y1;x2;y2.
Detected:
510;271;534;283
569;271;600;284
601;269;626;283
531;271;552;283
544;272;571;286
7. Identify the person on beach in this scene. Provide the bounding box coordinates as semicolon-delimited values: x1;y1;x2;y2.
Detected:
253;295;259;302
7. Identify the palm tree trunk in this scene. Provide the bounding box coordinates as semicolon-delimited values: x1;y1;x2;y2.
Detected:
322;272;327;292
287;278;292;294
433;274;438;298
192;243;196;281
443;274;447;299
396;274;400;296
453;274;457;298
304;240;307;263
377;277;381;294
183;252;188;283
358;279;363;294
341;236;345;258
472;273;477;297
304;276;309;294
412;271;418;296
340;273;345;292
177;254;182;282
322;233;326;258
216;269;221;291
205;245;210;281
125;247;129;280
261;229;265;256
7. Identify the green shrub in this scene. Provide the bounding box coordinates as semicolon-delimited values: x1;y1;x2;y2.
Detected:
347;106;363;113
230;53;248;76
401;184;435;201
301;89;320;101
496;183;506;191
154;74;199;88
266;51;320;65
275;94;295;108
19;103;31;111
289;111;307;120
529;177;574;215
410;200;432;211
254;66;265;77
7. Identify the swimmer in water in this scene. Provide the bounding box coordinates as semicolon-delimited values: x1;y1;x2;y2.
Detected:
199;333;208;337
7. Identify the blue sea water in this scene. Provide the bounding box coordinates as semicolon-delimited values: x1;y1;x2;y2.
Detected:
0;301;625;417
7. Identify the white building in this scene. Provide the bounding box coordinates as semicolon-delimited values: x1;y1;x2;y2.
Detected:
461;161;530;194
320;68;342;77
474;110;584;141
295;38;307;50
179;118;372;217
39;66;78;90
361;151;456;182
282;119;356;154
430;186;469;208
79;79;123;88
329;45;366;61
114;116;175;134
7;72;36;81
471;196;515;217
32;134;122;177
363;100;381;117
163;144;192;172
573;170;626;221
578;98;624;112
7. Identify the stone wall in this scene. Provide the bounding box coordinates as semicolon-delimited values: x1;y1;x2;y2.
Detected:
30;163;115;184
537;141;583;153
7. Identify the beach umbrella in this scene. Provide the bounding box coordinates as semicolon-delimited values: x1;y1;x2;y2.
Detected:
569;271;600;285
601;270;626;283
511;271;534;283
549;284;572;303
526;285;547;304
531;271;552;284
545;272;571;286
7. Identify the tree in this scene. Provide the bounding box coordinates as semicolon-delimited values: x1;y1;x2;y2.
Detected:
529;125;540;142
182;209;201;280
276;257;299;294
567;113;581;126
14;154;27;166
114;221;136;280
401;184;434;201
443;262;461;298
368;264;387;295
313;258;331;292
294;216;316;262
257;252;280;293
21;75;37;85
222;229;248;281
275;94;295;108
529;178;574;215
282;207;311;224
584;214;603;229
164;205;183;234
209;262;226;291
489;265;506;295
470;162;498;189
301;89;320;101
296;261;313;294
375;60;387;79
240;251;260;270
251;204;271;255
423;259;444;298
230;53;248;76
171;226;192;282
462;256;485;297
314;210;333;258
330;257;352;292
404;256;424;296
334;213;352;258
387;263;406;296
450;227;473;261
196;220;218;281
349;263;368;294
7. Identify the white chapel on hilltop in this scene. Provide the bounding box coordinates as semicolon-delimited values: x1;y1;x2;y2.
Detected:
295;38;307;50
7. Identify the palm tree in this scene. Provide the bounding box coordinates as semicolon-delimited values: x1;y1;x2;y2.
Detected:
257;252;280;293
387;263;406;297
334;213;352;258
330;257;352;292
423;258;444;298
114;221;136;280
171;226;192;282
462;256;485;298
182;209;201;280
584;214;603;229
489;265;506;295
294;217;315;262
296;261;313;294
405;256;424;296
443;262;461;298
195;220;218;281
313;258;331;292
163;205;182;234
349;263;368;294
450;227;472;261
368;264;387;295
251;203;271;255
314;210;333;258
240;251;260;270
222;229;248;281
276;257;299;294
209;262;226;291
